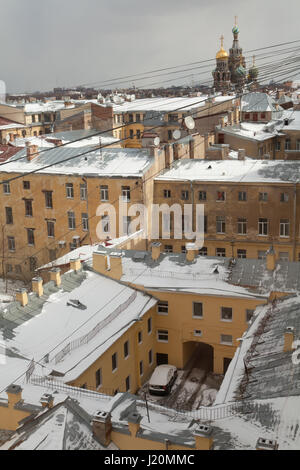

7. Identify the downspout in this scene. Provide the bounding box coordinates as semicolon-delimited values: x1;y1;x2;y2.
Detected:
293;182;297;261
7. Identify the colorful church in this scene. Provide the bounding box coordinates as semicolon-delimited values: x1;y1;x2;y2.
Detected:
212;18;259;94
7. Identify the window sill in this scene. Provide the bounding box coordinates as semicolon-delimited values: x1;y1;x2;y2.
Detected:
157;339;168;343
221;319;233;322
192;316;203;320
220;342;233;346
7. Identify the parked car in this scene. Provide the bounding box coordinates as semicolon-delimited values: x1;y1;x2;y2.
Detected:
148;364;177;395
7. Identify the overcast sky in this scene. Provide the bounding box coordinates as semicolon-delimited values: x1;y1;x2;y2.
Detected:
1;0;299;93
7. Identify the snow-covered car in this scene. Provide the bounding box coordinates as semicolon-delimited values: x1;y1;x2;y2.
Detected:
148;364;177;395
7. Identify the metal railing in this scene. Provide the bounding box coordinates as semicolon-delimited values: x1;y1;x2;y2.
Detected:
53;291;137;364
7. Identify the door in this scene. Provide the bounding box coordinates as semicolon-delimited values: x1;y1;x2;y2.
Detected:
156;353;168;366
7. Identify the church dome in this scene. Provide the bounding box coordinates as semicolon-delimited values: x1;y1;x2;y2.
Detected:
232;25;239;35
216;35;228;60
236;65;246;76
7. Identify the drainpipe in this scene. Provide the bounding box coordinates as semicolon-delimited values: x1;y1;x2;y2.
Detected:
293;182;297;261
190;181;194;234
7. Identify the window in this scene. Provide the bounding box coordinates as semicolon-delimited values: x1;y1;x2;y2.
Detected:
147;317;152;334
216;215;226;234
237;218;247;235
198;191;207;201
275;141;281;151
66;183;74;198
47;221;55;238
136;129;141;139
163;189;171;198
6;264;12;273
261;113;266;119
193;302;203;318
124;340;129;358
221;334;233;345
125;376;131;392
258;250;267;260
29;257;37;272
238;191;247;201
168;130;172;140
3;181;10;194
258;218;268;236
280;219;290;237
100;185;109;201
15;265;22;274
221;307;232;321
285;139;291;150
138;331;143;344
181;245;187;254
157;301;168;315
129;129;134;139
181;190;189;200
216;248;226;257
217;191;225;201
5;207;13;224
297;140;300;151
95;368;102;388
121;186;130;202
139;360;144;376
24;199;33;217
279;252;289;261
102;215;110;233
259;192;268;202
112;352;118;372
194;330;202;337
199;247;208;256
44;191;53;209
80;184;87;200
157;329;168;342
123;216;131;235
68;211;76;230
246;309;254;323
164;245;173;253
23;181;30;190
280;192;289;202
245;113;250;120
7;237;15;252
128;114;133;123
27;228;35;246
136;113;141;123
82;213;89;231
237;249;247;259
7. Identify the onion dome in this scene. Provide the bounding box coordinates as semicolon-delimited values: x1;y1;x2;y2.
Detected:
232;25;239;35
236;65;246;77
216;35;228;60
248;55;259;79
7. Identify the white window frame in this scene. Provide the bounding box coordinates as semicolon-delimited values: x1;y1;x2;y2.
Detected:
279;219;290;238
66;183;74;199
221;306;233;322
157;329;169;343
258;218;268;236
220;334;233;345
157;301;168;315
100;185;109;202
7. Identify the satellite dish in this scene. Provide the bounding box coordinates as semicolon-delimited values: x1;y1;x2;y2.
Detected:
154;137;160;146
172;130;181;140
184;116;195;130
113;95;122;104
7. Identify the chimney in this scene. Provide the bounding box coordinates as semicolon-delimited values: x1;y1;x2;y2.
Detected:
238;149;246;160
266;246;276;271
32;277;43;297
93;250;108;274
92;411;112;447
193;423;214;450
40;393;54;409
256;437;278;450
6;385;23;408
151;242;161;261
186;243;197;262
127;411;142;438
70;258;82;273
26;143;39;162
16;288;28;307
284;326;295;352
107;252;123;280
50;268;61;287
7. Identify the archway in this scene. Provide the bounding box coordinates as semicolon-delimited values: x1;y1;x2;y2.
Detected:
182;341;214;372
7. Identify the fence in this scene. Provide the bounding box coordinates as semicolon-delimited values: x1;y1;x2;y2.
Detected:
53;291;137;364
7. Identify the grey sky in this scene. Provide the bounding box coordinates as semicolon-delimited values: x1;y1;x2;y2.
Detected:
0;0;299;93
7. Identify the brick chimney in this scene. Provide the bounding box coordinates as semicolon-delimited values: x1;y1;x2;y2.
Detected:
238;149;246;160
193;423;214;450
16;288;28;307
186;243;197;262
26;143;39;162
40;393;54;409
92;411;112;447
107;252;123;280
32;277;43;297
151;242;161;261
93;250;108;274
70;258;82;273
50;268;61;287
266;246;276;271
284;326;295;352
6;385;23;408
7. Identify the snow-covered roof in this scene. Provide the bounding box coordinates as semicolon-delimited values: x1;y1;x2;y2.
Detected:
0;268;156;384
2;146;153;177
155;159;300;183
241;92;283;114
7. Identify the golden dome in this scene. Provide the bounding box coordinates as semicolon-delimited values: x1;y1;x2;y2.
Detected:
216;35;228;60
